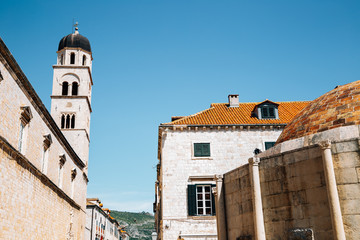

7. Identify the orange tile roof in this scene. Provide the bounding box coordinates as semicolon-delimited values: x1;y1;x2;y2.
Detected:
162;101;311;126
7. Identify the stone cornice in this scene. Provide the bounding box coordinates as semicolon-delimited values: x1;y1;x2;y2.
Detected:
56;47;93;58
0;38;85;169
160;124;286;132
0;134;81;210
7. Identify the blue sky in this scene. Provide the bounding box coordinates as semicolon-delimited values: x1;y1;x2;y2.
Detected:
1;0;360;212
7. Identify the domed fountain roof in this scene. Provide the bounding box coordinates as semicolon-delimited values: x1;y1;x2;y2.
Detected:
277;80;360;144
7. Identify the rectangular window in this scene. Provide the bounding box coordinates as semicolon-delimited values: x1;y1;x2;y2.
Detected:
188;184;215;216
71;169;77;199
58;164;64;188
58;155;65;188
41;148;49;173
261;106;276;119
194;143;210;157
18;106;33;155
18;122;24;152
265;142;276;150
196;185;212;215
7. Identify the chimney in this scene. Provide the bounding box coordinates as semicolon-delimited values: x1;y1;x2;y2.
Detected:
228;94;239;107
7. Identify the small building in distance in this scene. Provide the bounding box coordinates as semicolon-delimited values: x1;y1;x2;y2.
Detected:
154;95;310;239
216;80;360;239
85;198;124;240
0;27;93;239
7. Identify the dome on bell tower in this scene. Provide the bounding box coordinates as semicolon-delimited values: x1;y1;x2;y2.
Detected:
58;28;91;53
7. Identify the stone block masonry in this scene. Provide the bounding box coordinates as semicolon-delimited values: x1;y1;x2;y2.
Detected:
0;144;84;240
222;134;360;240
0;37;89;240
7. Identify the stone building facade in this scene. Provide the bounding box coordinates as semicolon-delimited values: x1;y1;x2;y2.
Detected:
85;198;123;240
0;28;93;240
154;95;309;240
216;80;360;240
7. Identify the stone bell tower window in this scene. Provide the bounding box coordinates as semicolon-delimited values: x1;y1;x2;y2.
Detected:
82;55;86;66
62;82;68;96
72;82;78;96
66;115;71;128
61;114;76;129
60;54;64;65
61;115;65;129
70;53;75;64
71;115;75;128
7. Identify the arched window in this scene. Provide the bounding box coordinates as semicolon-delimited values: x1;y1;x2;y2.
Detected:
61;115;65;128
62;82;68;96
82;55;86;66
72;82;78;96
66;115;70;128
60;54;64;65
71;115;75;129
70;53;75;64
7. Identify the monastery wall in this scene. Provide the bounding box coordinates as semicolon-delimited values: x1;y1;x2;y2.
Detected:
223;136;360;239
0;45;87;239
0;146;85;240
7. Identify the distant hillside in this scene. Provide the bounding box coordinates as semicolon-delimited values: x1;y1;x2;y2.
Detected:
111;210;155;240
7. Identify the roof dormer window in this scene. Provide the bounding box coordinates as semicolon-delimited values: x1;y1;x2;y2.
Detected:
261;105;276;119
254;100;279;119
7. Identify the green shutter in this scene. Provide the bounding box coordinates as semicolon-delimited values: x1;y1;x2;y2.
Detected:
203;144;210;156
269;107;275;118
261;107;267;118
265;142;276;150
194;143;203;157
211;184;216;216
194;143;210;157
188;185;196;216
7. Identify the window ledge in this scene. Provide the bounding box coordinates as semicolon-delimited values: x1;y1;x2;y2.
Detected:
192;157;213;160
188;215;216;220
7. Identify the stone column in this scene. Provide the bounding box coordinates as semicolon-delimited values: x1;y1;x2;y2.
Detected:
249;157;266;240
213;175;227;240
319;140;346;240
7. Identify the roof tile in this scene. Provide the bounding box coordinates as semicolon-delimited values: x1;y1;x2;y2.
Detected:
162;101;310;126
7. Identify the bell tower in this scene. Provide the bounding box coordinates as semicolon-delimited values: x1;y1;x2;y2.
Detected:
51;26;93;169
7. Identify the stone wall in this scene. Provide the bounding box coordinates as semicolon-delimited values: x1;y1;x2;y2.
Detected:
0;39;88;239
223;166;253;240
222;136;360;239
159;127;282;239
0;146;84;240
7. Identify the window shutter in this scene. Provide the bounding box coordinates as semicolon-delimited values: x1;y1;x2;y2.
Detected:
265;142;276;150
261;107;267;118
203;144;210;156
269;107;275;118
188;185;196;216
194;143;211;157
194;144;202;157
211;184;216;216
